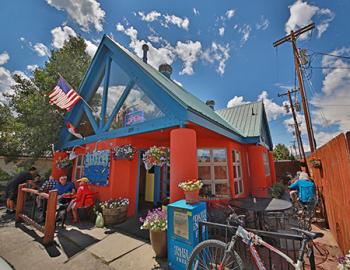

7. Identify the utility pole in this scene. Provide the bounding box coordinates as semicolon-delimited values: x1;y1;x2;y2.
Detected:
273;23;317;153
279;89;308;173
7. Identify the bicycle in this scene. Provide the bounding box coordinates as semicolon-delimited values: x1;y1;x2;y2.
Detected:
187;209;323;270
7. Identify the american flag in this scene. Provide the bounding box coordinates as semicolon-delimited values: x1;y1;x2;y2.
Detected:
49;77;81;111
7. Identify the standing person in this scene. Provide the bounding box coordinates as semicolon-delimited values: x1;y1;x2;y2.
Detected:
5;167;38;214
289;172;316;204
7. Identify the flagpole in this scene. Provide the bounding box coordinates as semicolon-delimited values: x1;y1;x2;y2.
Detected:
57;73;96;112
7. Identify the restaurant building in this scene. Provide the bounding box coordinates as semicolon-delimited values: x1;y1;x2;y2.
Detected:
52;35;276;216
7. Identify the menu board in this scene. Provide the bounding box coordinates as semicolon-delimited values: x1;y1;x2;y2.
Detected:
173;208;189;240
84;150;110;186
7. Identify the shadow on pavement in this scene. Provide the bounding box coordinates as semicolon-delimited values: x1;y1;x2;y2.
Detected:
15;222;61;257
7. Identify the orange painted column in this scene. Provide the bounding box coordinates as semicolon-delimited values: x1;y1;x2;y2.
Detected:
170;128;197;202
51;151;69;180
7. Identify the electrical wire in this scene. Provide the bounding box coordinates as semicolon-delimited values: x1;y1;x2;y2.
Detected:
310;66;350;70
308;50;350;60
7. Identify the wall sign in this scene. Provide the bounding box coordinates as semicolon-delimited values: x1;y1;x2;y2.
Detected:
84;150;110;186
173;208;189;240
125;110;144;126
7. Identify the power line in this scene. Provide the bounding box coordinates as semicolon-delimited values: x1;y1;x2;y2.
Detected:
309;50;350;60
310;66;350;70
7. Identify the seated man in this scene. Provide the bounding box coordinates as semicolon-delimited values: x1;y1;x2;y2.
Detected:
67;177;94;223
54;176;76;196
289;172;316;204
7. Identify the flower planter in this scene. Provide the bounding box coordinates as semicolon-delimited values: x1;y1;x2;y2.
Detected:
102;205;128;225
150;230;167;258
184;189;200;204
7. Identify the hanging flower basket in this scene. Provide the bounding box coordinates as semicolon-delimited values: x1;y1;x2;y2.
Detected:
56;156;73;169
142;146;170;170
113;144;136;160
310;157;322;169
178;179;203;204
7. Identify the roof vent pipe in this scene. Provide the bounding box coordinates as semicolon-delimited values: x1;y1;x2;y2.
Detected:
206;100;215;110
158;64;172;79
142;44;149;63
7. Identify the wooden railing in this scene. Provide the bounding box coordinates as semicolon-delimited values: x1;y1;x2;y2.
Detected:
15;183;58;245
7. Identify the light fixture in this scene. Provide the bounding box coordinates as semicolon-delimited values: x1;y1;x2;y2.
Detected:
68;145;85;160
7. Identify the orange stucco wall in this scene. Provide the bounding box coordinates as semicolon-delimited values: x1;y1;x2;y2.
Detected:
52;124;275;216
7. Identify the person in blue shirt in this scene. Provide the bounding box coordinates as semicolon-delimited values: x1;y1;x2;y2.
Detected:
289;172;316;204
55;176;76;196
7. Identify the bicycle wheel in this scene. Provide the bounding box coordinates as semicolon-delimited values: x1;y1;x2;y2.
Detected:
187;239;244;270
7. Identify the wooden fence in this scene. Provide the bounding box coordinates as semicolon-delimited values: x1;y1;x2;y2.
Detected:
307;132;350;254
15;183;58;245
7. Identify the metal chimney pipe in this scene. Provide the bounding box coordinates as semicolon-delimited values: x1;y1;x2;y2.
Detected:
142;44;149;63
158;64;172;79
206;100;215;109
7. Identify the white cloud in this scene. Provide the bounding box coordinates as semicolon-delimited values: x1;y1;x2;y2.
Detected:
175;41;202;75
193;8;199;15
84;40;98;57
51;26;77;49
138;11;161;22
116;23;125;32
258;91;286;121
51;25;96;57
239;24;251;45
310;47;350;131
256;15;269;30
285;0;334;40
202;42;230;76
219;27;225;36
0;51;10;65
27;65;38;72
225;9;235;19
33;43;50;57
163;14;189;31
227;96;250;108
46;0;105;32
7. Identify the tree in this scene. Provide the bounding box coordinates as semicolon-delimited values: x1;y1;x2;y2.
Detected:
273;144;295;160
0;36;91;159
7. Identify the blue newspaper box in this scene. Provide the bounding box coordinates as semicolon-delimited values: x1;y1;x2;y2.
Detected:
167;200;207;270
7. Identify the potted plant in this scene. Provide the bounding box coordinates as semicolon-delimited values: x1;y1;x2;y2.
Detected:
337;250;350;270
269;182;286;199
56;156;73;169
100;198;129;225
113;144;136;160
142;146;170;170
140;208;167;258
178;179;203;204
310;157;322;168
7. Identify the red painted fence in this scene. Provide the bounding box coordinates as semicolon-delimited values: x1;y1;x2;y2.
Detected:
307;132;350;254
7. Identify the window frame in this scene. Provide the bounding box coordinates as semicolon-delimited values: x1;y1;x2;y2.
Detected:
197;148;230;197
74;154;85;180
233;149;244;196
263;151;271;176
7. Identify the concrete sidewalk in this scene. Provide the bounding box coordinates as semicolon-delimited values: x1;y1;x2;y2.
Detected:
0;210;168;270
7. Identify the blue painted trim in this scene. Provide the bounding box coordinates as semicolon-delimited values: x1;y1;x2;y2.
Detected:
58;117;181;149
103;80;135;132
100;57;111;129
83;104;99;134
187;110;245;143
153;166;161;205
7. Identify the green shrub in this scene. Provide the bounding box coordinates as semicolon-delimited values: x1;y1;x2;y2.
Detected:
269;182;286;199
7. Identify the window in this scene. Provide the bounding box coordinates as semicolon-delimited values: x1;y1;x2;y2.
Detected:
233;150;244;195
263;152;270;176
197;149;230;197
74;154;85;180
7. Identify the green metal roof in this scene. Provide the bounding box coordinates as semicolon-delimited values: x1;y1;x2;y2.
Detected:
216;101;263;137
112;38;244;136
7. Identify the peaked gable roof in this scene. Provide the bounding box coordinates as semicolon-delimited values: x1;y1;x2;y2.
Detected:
59;35;272;149
216;101;273;149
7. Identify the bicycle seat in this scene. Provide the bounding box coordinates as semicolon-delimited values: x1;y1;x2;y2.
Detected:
290;227;323;240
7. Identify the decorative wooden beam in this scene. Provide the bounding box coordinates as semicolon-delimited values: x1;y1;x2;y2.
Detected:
83;104;99;134
99;57;112;130
103;79;136;132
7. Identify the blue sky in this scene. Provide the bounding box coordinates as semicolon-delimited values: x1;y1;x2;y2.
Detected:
0;0;349;153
